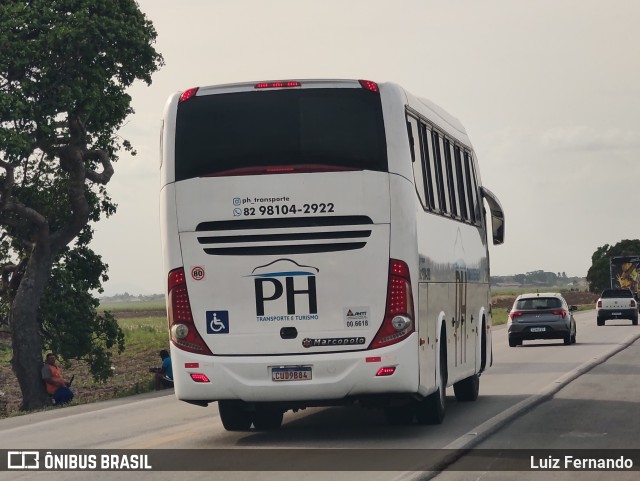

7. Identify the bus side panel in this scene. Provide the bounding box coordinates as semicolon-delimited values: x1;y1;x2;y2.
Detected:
414;212;490;388
160;93;180;188
417;282;437;396
463;281;490;376
160;183;182;283
380;83;413;182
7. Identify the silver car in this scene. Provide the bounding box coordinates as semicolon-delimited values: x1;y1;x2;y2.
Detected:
507;293;577;347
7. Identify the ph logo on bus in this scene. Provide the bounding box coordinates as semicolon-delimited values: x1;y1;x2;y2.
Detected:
249;259;318;316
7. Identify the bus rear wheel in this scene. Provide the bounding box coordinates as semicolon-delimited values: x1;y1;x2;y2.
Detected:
453;373;479;402
416;328;447;425
218;401;253;431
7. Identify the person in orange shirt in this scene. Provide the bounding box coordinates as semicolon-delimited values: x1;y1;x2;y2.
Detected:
41;353;74;405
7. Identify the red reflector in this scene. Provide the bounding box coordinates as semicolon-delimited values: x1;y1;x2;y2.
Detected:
366;357;382;363
179;87;198;103
190;373;210;383
185;363;199;369
376;366;396;377
255;81;301;89
359;79;379;92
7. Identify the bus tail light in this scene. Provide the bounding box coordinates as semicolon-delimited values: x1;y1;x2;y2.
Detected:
179;87;199;103
168;268;213;355
255;81;301;89
359;80;379;92
369;259;415;349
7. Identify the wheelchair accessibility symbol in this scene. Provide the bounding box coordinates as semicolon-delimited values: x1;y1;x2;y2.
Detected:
206;311;229;334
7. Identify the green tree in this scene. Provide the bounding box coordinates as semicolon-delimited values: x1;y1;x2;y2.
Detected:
0;0;163;410
38;241;125;382
586;240;640;293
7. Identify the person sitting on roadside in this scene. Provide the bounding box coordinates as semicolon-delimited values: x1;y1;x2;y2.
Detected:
150;349;173;390
41;353;74;405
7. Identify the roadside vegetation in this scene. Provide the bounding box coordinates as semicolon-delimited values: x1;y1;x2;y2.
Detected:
0;287;599;418
0;306;168;418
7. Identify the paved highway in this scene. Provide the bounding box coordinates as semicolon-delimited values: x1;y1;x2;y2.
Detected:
1;310;638;480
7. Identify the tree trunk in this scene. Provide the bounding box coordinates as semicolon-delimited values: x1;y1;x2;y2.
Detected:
10;241;54;411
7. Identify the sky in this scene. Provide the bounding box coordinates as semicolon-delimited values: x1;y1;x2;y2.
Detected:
91;0;640;296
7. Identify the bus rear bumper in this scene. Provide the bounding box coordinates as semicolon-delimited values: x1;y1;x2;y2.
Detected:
171;335;420;404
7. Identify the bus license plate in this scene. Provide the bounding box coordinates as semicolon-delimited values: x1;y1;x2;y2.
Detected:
530;327;546;332
271;366;312;382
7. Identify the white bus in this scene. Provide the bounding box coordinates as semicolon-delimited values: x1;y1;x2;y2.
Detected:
160;79;504;430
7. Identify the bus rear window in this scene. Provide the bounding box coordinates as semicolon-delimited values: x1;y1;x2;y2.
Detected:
174;88;387;180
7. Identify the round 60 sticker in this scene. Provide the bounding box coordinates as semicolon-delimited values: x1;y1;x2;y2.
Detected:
191;266;205;281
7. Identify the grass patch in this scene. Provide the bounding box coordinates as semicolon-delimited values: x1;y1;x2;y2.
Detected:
492;307;509;326
99;299;166;313
120;316;168;346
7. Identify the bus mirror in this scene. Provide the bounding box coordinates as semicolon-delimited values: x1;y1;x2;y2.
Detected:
480;187;505;245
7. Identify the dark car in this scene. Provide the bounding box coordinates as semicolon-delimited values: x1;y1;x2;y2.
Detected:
507;293;577;347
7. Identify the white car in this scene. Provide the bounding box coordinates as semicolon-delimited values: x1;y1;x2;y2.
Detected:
596;289;638;326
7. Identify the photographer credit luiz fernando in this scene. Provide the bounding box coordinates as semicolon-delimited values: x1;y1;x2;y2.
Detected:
530;454;634;470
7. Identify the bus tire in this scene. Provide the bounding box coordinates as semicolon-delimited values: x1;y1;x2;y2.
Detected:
253;407;284;430
453;373;479;402
416;328;446;425
218;401;253;431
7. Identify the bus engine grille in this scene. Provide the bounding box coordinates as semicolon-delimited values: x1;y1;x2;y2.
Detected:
195;216;373;256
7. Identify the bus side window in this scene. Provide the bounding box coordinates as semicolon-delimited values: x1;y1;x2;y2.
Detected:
464;151;480;224
406;116;427;208
431;130;449;214
443;138;457;217
419;123;436;211
454;145;469;222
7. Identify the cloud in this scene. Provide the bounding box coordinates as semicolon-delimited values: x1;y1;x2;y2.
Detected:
540;126;640;152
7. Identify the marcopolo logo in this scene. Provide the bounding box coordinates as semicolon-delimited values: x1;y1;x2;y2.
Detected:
249;259;318;317
302;337;366;348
